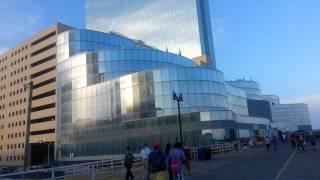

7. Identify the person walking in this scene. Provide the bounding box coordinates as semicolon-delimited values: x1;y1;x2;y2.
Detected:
141;143;151;180
183;142;192;174
290;134;296;148
124;146;135;180
264;136;270;151
168;142;186;180
271;135;278;151
297;134;305;152
148;142;166;180
165;143;171;156
165;143;173;180
248;138;255;159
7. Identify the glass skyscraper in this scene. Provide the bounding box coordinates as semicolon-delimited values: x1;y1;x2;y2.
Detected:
86;0;216;68
51;0;311;160
55;29;272;160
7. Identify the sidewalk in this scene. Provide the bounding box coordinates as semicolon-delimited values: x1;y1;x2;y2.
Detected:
277;145;320;180
186;143;294;180
71;143;319;180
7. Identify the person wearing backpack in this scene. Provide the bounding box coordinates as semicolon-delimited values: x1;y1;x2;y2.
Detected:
168;142;186;180
124;146;135;180
148;142;166;180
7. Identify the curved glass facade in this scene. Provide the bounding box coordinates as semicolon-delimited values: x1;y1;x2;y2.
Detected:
56;29;271;159
225;84;248;116
226;80;263;100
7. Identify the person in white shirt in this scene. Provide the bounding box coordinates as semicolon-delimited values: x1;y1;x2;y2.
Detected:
140;143;151;180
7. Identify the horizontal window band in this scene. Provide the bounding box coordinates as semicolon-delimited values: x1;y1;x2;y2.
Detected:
31;31;56;46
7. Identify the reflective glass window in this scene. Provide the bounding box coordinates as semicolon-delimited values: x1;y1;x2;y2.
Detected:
74;30;80;40
177;68;186;80
169;70;177;81
161;69;169;82
162;82;170;95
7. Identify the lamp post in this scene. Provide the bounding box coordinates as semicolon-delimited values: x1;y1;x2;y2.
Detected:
172;91;183;143
24;81;33;171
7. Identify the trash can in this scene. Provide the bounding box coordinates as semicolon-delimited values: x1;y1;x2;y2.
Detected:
234;143;239;151
205;148;211;160
197;147;206;161
197;147;211;161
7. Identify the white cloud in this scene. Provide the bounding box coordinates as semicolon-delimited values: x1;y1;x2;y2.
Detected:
282;94;320;129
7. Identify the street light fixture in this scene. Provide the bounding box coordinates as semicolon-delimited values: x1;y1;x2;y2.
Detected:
23;81;33;171
172;91;183;143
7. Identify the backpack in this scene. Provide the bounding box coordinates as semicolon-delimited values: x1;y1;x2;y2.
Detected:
150;150;166;173
170;155;181;174
124;153;134;168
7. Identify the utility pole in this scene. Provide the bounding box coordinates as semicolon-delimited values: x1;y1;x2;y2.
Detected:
172;91;183;143
23;81;33;171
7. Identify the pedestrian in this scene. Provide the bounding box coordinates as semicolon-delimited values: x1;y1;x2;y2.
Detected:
124;146;135;180
282;134;287;142
148;142;166;180
165;143;173;180
297;134;305;152
168;142;186;180
140;143;151;180
271;135;278;151
183;142;192;174
290;134;296;148
264;136;270;151
242;138;248;150
248;138;255;159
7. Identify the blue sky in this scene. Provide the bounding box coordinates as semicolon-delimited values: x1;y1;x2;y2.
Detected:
0;0;319;128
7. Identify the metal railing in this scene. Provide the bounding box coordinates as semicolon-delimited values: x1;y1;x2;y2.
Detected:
0;142;239;179
0;158;143;179
191;142;239;160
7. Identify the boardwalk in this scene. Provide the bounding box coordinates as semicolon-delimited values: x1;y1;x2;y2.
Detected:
106;143;319;180
186;143;320;180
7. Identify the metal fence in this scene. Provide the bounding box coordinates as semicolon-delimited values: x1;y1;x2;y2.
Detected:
191;142;239;160
0;142;238;179
0;158;143;179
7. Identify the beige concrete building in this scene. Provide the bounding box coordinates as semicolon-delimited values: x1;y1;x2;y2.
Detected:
0;23;72;167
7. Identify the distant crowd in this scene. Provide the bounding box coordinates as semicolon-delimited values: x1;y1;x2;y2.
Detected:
241;131;318;158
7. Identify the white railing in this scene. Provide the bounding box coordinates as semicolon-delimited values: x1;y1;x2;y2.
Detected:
0;158;143;179
191;142;239;160
0;142;239;179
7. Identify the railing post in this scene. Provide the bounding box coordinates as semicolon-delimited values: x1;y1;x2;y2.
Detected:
91;165;95;180
111;161;114;173
51;168;55;179
122;160;124;172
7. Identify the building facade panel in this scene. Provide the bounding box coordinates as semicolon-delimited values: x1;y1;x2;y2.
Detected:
86;0;216;68
271;104;312;131
0;23;72;166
